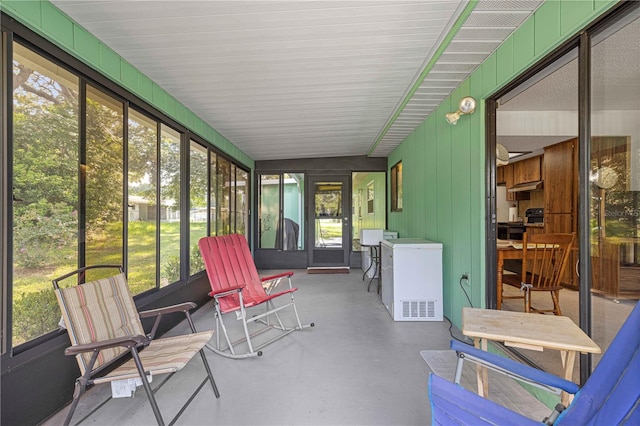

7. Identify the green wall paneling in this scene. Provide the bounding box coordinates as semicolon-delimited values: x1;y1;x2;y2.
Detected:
595;0;618;14
415;121;427;239
99;44;121;81
137;74;154;102
120;61;138;93
481;53;497;98
41;2;73;51
73;26;100;67
512;17;535;74
152;83;167;112
449;81;474;326
175;102;187;124
469;66;483;102
355;172;386;232
2;1;41;28
496;37;514;85
534;1;561;56
434;99;454;318
164;96;176;118
401;132;416;234
468;69;485;309
561;1;595;37
423;117;438;241
469;103;485;309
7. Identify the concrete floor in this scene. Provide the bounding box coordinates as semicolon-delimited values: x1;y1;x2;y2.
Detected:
44;270;455;426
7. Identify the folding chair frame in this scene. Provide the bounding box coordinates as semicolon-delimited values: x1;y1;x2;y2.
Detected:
53;265;220;426
199;234;314;360
207;272;313;359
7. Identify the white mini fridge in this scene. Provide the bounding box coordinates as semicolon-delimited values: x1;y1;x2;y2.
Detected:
380;238;443;321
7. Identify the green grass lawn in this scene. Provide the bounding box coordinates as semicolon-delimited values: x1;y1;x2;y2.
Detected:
12;220;207;345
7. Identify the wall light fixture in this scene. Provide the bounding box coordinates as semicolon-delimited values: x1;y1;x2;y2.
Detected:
445;96;477;125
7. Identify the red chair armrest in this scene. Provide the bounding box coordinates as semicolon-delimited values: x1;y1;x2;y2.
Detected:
209;284;245;298
261;271;294;282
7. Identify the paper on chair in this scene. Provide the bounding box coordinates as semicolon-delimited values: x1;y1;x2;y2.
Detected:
111;374;152;398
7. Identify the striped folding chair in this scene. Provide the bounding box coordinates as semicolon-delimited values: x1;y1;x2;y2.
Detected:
53;265;219;426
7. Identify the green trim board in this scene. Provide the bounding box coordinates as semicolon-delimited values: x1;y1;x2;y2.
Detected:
387;0;620;327
0;0;254;169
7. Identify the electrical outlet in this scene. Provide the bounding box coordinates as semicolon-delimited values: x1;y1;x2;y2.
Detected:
461;273;470;282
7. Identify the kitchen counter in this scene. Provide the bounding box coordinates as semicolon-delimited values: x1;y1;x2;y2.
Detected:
524;223;544;228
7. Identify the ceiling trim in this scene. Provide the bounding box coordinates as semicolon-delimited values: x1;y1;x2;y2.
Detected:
367;0;478;156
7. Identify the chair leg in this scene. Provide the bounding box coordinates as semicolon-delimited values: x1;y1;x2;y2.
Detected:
62;380;84;426
238;294;255;354
524;289;531;313
131;348;165;426
551;291;562;316
198;349;220;398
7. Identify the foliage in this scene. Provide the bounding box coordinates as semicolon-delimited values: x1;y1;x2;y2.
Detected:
85;97;124;231
13;202;77;268
13;288;61;346
163;245;206;282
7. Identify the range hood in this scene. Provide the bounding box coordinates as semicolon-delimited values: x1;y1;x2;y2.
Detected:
508;180;543;193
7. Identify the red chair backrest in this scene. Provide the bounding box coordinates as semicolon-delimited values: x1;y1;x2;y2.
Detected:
198;234;266;312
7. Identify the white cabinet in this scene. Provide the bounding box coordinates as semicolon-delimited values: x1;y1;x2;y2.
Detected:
380;239;443;321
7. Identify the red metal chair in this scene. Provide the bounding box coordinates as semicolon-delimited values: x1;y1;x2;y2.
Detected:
198;234;314;359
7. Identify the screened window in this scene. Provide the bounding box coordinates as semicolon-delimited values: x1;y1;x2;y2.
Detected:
85;86;124;282
189;141;208;274
5;38;249;352
216;157;231;235
127;110;158;293
258;173;304;250
159;125;181;286
11;43;79;346
236;168;249;237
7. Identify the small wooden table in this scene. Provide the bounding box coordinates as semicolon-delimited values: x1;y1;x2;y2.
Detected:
497;240;524;310
461;307;601;406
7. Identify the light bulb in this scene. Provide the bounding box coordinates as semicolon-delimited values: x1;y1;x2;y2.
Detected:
458;96;476;114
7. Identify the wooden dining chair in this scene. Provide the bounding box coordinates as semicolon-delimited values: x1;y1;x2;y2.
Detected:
502;232;575;315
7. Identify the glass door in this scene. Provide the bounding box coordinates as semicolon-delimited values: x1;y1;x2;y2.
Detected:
589;8;639;370
308;175;350;267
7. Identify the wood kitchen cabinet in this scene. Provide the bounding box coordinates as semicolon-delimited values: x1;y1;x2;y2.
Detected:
497;165;505;184
544;138;578;288
501;164;516;201
513;155;542;185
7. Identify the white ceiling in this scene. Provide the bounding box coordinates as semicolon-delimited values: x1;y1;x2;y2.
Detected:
51;0;542;161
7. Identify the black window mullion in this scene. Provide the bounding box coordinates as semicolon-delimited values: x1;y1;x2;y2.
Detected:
78;80;87;273
122;103;129;274
2;30;14;354
155;121;161;289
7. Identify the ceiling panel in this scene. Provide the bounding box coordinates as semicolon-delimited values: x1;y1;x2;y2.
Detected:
51;0;542;161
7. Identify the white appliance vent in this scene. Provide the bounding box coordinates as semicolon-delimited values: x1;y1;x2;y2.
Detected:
401;300;436;319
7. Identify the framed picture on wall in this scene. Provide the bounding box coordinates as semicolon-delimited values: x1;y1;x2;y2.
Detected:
367;181;374;213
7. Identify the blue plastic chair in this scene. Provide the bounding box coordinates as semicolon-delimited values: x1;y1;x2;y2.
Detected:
429;301;640;425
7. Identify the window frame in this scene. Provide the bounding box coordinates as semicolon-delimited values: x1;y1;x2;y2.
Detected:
3;29;251;354
391;161;403;212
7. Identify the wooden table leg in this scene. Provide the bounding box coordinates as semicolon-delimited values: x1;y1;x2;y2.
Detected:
560;350;577;406
474;337;489;397
497;254;504;310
